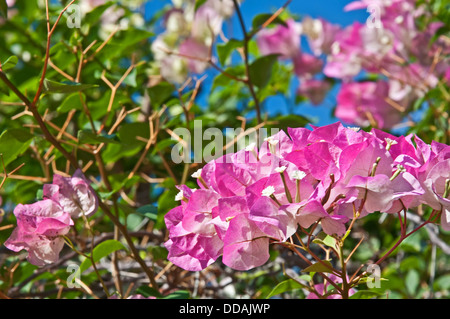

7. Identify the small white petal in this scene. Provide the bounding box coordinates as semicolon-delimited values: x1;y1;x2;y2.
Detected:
291;170;307;180
191;169;202;178
384;138;398;145
175;191;184;201
264;136;279;146
262;186;275;197
275;166;287;173
245;142;256;152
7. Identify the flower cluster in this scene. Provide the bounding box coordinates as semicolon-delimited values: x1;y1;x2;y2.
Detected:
256;18;333;106
256;0;449;129
325;0;449;129
4;169;98;266
151;0;235;84
165;122;450;271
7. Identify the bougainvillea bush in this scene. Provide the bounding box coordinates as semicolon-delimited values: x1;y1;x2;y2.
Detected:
0;0;449;300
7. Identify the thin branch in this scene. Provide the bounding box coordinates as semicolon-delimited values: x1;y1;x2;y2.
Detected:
232;0;262;125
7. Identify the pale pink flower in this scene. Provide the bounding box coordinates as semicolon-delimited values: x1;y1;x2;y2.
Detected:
4;200;73;266
43;169;98;219
179;37;210;74
257;19;301;59
296;79;330;106
335;80;402;129
293;53;324;78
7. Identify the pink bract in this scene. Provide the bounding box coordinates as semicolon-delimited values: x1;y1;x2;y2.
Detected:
43;169;99;219
256;19;301;59
4;200;73;267
165;122;448;272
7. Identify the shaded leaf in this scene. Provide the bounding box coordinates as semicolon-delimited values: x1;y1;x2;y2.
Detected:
43;79;98;94
312;232;338;249
265;114;309;133
217;39;242;66
405;269;420;296
301;260;334;273
249;54;279;88
136;204;158;222
135;285;163;298
251;13;287;32
349;290;384;299
0;0;7;18
78;240;128;275
0;129;34;167
163;290;190;299
57;93;84;113
265;279;306;299
1;56;18;71
148;81;175;107
78;130;120;145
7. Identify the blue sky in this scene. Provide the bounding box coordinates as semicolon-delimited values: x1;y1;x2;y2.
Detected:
144;0;370;127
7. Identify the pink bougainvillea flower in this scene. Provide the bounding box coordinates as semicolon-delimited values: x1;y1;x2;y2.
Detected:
178;37;210;74
421;159;450;231
181;189;220;235
164;121;449;272
222;213;271;271
164;203;223;271
43;169;98;219
346;173;424;215
301;17;341;56
4;199;73;267
249;196;298;241
335;80;402;129
293;53;324;78
257;19;301;59
284;200;349;236
296;79;331;106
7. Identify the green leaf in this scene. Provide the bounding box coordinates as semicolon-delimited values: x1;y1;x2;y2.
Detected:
0;80;10;96
43;79;98;94
135;204;158;222
0;0;7;18
312;232;338;249
117;122;150;146
405;269;420;296
84;1;115;25
249;54;279;88
301;260;334;273
57;93;84;113
194;0;208;11
265;279;306;299
135;285;163;298
148;81;175;107
78;240;128;275
265;114;309;133
152;138;176;155
108;28;153;49
434;274;450;291
163;290;190;299
349;290;384;299
216;39;242;66
251;13;287;33
78;130;120;145
1;56;18;71
211;65;245;90
0;129;34;167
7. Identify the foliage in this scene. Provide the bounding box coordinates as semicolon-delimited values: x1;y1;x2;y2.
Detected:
0;0;448;300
